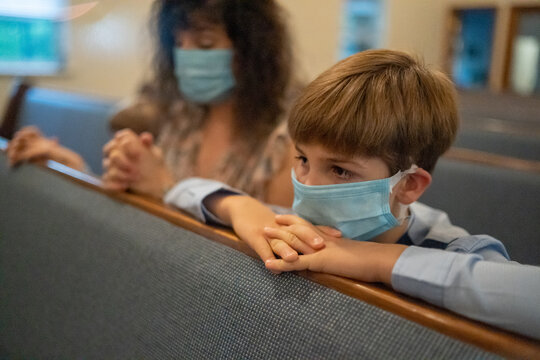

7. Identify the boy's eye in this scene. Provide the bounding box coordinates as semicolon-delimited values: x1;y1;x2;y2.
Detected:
295;155;308;165
331;165;354;180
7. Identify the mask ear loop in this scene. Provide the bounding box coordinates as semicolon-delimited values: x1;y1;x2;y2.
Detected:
389;164;418;224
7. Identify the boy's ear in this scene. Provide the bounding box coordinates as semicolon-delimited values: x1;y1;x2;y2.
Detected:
395;168;432;205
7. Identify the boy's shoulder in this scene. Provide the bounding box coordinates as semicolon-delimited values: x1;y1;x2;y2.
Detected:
408;202;468;243
402;202;509;260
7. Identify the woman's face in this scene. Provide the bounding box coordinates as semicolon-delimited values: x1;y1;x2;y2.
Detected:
175;20;233;50
171;16;236;105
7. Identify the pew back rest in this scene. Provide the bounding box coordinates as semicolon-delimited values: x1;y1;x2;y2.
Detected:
0;154;497;359
454;129;540;162
16;87;116;174
421;158;540;265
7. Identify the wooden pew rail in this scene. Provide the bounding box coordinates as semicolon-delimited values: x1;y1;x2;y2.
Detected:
1;136;539;359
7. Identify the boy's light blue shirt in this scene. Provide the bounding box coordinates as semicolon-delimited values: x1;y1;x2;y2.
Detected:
394;203;540;339
165;178;540;340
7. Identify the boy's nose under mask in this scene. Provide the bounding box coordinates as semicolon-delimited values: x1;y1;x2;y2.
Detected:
291;166;417;241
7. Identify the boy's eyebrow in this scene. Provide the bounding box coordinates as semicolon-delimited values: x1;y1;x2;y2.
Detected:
294;144;305;154
327;156;367;168
295;144;367;168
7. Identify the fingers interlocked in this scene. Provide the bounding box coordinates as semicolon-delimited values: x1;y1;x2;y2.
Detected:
264;226;316;255
102;129;143;191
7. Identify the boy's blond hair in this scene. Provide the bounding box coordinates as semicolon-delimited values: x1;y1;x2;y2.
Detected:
288;49;458;173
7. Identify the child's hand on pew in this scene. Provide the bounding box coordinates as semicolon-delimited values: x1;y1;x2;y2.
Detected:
102;129;174;198
203;195;327;266
264;214;407;285
204;194;296;265
262;214;341;256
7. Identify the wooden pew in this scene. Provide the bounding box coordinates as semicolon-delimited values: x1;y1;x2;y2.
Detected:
1;137;539;359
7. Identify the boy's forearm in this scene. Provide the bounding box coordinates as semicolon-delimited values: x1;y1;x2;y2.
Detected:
330;241;407;285
204;193;251;226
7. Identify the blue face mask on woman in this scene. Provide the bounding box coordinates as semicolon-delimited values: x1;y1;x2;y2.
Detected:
292;166;417;241
173;48;236;104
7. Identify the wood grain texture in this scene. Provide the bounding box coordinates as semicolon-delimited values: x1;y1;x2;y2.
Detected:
0;81;31;139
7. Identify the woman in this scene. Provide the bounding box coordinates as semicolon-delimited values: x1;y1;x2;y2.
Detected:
8;0;297;207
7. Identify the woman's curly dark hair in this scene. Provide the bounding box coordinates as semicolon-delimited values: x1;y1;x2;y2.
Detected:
151;0;293;140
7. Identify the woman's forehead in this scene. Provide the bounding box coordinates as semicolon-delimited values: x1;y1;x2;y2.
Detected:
174;12;225;34
188;8;222;28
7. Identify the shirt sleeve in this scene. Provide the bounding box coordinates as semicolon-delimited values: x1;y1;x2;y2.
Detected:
163;177;243;226
445;234;510;262
391;246;540;339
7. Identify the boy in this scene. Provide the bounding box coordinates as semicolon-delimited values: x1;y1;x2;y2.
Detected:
164;50;540;339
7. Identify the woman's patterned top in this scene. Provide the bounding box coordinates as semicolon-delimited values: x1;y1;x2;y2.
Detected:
157;101;291;201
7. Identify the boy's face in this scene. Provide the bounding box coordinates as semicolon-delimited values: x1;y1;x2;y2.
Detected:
293;142;391;185
292;142;412;243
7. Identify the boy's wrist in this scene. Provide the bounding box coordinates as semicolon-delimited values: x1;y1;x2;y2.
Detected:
159;172;175;198
219;195;252;224
204;193;248;225
374;243;407;285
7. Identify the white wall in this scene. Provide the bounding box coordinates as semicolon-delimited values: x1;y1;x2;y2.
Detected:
277;0;342;83
385;0;445;68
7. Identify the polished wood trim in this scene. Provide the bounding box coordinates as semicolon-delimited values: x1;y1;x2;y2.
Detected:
503;6;540;91
0;81;31;139
503;7;520;90
2;139;540;358
441;9;459;77
445;147;540;174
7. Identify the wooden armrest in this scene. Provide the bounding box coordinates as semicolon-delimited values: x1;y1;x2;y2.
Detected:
0;81;31;139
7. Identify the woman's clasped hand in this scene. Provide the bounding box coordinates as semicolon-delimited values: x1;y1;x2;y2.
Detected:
102;129;175;198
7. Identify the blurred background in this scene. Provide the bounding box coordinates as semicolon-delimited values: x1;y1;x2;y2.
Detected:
0;0;539;106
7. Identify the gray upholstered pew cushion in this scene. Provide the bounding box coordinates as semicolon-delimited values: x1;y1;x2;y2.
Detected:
0;157;498;359
454;129;540;162
422;158;540;265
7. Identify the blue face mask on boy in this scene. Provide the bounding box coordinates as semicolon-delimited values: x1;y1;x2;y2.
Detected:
173;48;236;104
291;166;417;241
